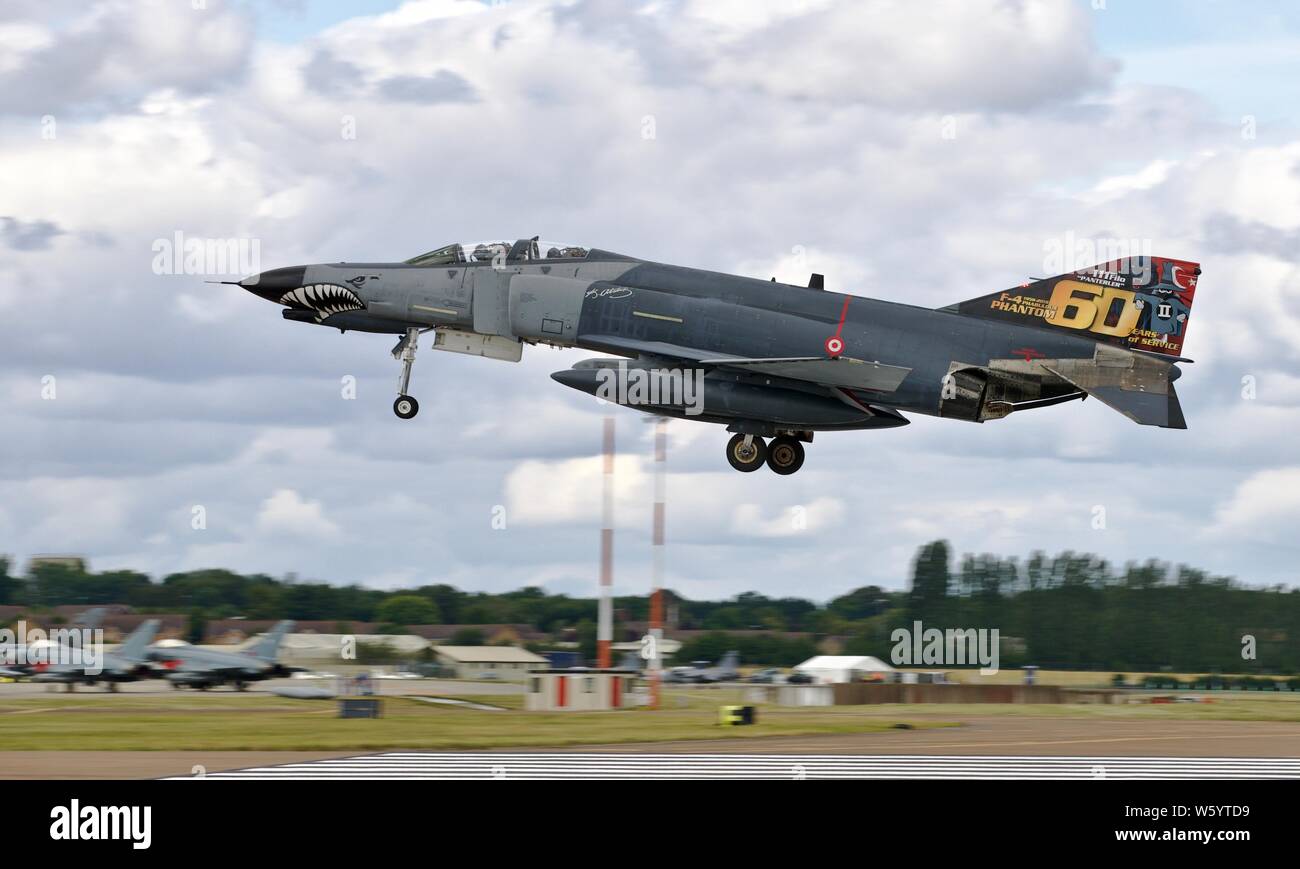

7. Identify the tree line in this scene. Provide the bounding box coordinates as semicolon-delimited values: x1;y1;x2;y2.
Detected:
2;542;1297;672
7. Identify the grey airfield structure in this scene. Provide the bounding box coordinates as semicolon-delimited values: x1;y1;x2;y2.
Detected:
235;238;1200;474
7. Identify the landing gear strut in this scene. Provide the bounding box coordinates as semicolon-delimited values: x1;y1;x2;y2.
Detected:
393;326;422;419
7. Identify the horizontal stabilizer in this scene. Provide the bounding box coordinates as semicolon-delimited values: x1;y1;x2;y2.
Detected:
1043;349;1187;429
1086;383;1187;429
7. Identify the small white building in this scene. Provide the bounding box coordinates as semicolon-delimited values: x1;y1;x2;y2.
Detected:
793;655;895;685
526;669;641;711
434;645;549;681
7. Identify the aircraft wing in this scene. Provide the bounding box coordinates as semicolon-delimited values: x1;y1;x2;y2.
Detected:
702;356;911;392
583;334;912;393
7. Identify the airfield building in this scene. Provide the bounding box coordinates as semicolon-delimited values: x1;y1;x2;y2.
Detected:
434;645;549;681
526;669;641;711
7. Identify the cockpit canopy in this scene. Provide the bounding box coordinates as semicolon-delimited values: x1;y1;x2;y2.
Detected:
405;237;590;266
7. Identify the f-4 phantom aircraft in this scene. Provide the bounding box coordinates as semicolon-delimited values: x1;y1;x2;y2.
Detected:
235;238;1200;474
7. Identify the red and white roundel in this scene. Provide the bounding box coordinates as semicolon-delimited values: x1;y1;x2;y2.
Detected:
824;336;844;356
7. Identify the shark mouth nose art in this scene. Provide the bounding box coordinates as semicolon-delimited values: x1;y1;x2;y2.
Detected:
278;283;365;321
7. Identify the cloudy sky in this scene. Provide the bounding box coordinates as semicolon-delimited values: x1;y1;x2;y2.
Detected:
2;0;1298;602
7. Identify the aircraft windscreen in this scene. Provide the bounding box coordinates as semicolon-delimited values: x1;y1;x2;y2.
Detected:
405;239;590;266
536;241;589;260
404;244;466;266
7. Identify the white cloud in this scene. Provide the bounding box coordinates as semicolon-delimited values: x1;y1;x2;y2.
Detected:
731;498;846;538
1209;467;1300;543
255;488;341;539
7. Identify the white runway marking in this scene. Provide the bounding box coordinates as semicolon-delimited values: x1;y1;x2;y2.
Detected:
176;753;1300;780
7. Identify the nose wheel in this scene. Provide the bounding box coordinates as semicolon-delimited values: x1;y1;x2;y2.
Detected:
394;395;419;419
392;326;423;419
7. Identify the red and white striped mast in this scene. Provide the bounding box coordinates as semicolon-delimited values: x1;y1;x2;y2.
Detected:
649;418;667;709
597;415;614;669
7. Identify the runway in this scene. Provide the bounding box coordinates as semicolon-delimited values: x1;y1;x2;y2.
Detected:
180;752;1300;779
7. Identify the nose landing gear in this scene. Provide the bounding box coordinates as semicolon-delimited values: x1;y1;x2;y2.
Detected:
724;432;808;474
393;326;423;419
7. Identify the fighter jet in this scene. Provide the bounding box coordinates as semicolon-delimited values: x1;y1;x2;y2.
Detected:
148;620;296;691
0;607;107;676
234;239;1200;474
29;619;159;692
663;651;741;684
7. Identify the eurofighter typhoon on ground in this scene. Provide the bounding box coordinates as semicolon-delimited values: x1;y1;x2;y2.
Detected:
235;237;1201;474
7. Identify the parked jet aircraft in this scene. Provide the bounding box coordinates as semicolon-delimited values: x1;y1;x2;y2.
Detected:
663;651;741;684
148;620;296;690
29;619;159;692
234;239;1200;473
1;607;108;678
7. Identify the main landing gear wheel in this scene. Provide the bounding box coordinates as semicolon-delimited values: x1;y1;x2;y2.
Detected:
726;433;768;472
766;436;805;475
393;395;419;419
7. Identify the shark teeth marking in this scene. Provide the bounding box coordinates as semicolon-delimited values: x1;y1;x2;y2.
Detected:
278;283;365;321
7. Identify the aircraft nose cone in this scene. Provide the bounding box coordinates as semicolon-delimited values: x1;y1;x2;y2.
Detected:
239;266;307;302
550;368;601;396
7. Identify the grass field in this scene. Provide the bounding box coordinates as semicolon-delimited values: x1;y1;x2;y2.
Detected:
3;687;1300;752
0;690;950;751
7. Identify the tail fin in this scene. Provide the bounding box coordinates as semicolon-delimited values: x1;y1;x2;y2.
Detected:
719;651;739;670
74;607;107;630
943;256;1201;358
246;620;294;661
117;619;159;661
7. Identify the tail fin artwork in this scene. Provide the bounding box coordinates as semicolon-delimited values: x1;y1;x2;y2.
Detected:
943;256;1200;429
943;255;1201;359
246;620;294;661
117;619;159;661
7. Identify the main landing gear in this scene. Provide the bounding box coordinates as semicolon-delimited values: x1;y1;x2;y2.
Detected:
725;433;806;475
393;326;424;419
